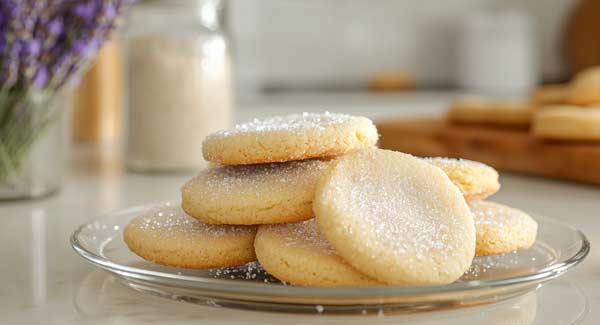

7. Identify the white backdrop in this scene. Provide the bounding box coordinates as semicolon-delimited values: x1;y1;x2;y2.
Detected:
229;0;576;94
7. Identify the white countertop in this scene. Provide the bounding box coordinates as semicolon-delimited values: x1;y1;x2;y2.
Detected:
1;92;598;324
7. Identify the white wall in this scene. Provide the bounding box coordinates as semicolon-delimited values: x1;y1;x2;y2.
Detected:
230;0;577;93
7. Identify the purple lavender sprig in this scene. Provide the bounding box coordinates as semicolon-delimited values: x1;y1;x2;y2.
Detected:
1;0;133;91
0;0;133;183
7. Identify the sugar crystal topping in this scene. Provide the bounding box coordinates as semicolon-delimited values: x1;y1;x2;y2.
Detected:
423;157;488;169
331;151;471;265
269;219;337;255
131;202;254;238
470;201;535;229
208;112;358;137
187;159;329;195
423;157;497;194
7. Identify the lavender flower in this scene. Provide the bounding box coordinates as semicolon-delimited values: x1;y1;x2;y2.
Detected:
1;0;134;91
0;0;134;182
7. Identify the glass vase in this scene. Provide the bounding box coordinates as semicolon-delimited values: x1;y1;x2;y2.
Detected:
0;88;70;200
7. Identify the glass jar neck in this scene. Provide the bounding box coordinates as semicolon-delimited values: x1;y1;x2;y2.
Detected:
127;0;226;34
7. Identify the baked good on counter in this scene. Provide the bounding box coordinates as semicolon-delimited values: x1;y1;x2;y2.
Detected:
567;66;600;106
313;148;476;285
471;201;538;257
181;159;331;225
532;106;600;141
202;112;379;165
448;97;532;127
124;204;257;269
122;112;539;287
425;157;500;201
530;84;570;107
254;219;380;286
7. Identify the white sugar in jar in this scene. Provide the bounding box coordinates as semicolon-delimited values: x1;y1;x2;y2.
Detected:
123;0;233;172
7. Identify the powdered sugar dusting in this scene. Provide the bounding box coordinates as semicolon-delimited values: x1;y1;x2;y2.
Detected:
129;202;255;239
207;112;359;137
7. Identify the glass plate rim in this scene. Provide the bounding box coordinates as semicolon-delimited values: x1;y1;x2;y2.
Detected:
71;201;590;298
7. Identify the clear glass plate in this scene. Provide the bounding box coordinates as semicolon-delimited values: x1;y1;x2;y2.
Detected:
71;201;589;314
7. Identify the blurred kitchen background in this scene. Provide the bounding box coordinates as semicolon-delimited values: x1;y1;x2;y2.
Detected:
75;0;594;140
231;0;572;93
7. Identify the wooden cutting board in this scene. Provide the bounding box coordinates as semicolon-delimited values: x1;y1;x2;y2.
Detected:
377;118;600;185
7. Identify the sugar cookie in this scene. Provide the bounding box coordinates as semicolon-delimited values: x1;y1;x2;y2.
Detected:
424;157;500;201
314;148;475;285
254;219;380;286
367;71;415;92
568;66;600;106
202;112;379;165
470;201;538;256
181;159;331;225
532;106;600;141
530;84;569;107
124;204;257;269
448;97;532;126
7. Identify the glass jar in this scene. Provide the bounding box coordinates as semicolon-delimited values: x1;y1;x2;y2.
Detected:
123;0;233;172
458;10;538;97
0;89;70;200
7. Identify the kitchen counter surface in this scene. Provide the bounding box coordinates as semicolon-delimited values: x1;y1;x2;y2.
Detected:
1;92;598;324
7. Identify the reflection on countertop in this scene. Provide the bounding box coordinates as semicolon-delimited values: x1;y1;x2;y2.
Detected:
71;270;592;324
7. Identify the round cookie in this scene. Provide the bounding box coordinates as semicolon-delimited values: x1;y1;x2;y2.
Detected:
254;219;380;287
367;71;415;92
424;157;500;201
530;84;569;107
314;148;475;285
470;201;538;256
532;106;600;141
124;203;257;269
448;97;532;126
202;112;379;165
181;159;331;225
567;66;600;106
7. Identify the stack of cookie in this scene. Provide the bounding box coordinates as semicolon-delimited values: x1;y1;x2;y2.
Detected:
448;65;600;142
532;66;600;141
124;113;537;287
447;96;532;128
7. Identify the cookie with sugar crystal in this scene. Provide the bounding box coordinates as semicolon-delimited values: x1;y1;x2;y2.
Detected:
471;201;538;256
254;219;380;287
424;157;500;201
202;112;379;165
182;159;331;225
314;148;475;285
124;203;257;269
